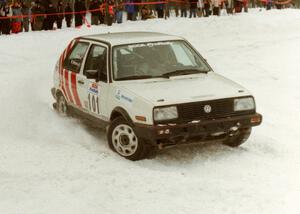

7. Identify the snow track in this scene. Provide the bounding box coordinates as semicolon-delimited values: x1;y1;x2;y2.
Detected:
0;9;299;214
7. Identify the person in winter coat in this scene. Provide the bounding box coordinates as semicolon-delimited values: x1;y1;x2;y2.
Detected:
56;0;64;29
155;2;164;18
45;2;57;30
266;0;272;10
0;11;2;35
189;0;197;18
64;2;73;27
141;5;155;20
105;0;115;26
211;0;220;15
98;0;105;24
197;0;204;17
31;1;45;31
11;2;22;33
172;1;179;17
133;0;140;20
21;2;30;32
225;0;233;14
234;0;243;13
0;2;5;34
203;0;210;17
29;2;35;30
180;0;188;17
0;2;12;34
141;5;148;20
90;0;100;25
125;0;135;21
74;0;86;27
115;0;124;23
243;0;248;12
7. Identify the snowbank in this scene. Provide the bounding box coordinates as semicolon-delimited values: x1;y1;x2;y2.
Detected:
0;9;299;214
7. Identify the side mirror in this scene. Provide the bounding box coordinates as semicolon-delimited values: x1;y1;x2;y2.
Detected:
85;69;98;79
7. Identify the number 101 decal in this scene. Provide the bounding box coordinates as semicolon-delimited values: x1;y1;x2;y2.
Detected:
88;93;100;114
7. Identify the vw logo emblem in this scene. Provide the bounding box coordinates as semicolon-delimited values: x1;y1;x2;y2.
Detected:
204;105;212;113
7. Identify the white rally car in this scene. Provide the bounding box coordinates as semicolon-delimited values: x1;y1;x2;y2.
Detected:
51;32;262;160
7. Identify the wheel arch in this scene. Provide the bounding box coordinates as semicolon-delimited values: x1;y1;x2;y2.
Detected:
110;107;133;124
55;89;67;101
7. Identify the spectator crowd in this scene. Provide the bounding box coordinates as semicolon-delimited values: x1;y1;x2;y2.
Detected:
0;0;294;35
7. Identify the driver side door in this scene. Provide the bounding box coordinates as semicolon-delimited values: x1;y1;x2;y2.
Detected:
77;43;110;119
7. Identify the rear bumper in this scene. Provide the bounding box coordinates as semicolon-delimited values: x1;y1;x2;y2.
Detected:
134;113;262;142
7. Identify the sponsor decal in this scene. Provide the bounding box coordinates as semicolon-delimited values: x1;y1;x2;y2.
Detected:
88;93;100;114
89;82;99;95
128;41;172;49
70;59;81;68
88;82;99;114
121;94;133;103
115;89;121;100
115;89;133;104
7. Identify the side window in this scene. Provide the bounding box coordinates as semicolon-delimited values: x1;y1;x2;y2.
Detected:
84;45;107;82
63;42;89;73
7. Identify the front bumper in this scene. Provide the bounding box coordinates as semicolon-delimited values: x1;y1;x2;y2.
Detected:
134;113;262;143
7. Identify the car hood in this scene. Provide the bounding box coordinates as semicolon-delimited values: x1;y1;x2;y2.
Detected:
117;72;252;106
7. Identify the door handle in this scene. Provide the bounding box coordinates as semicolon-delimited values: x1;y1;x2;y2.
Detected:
78;80;84;85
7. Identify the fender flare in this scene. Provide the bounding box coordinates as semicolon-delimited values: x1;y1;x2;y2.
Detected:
54;88;67;101
110;107;133;124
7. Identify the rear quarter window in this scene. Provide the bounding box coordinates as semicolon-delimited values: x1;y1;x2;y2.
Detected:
63;42;90;73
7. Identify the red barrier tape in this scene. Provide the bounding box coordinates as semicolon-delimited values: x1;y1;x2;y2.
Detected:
0;0;293;20
274;0;293;5
0;0;187;20
259;0;293;4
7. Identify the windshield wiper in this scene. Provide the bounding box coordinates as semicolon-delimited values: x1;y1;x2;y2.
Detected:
115;69;208;81
116;75;155;81
116;74;172;81
162;69;208;78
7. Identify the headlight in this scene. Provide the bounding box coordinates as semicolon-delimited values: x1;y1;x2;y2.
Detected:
153;106;178;121
234;97;255;111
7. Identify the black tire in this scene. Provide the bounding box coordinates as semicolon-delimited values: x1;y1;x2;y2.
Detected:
223;128;252;147
107;117;155;161
56;93;69;116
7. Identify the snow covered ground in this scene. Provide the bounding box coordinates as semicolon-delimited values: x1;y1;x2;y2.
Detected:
0;9;300;214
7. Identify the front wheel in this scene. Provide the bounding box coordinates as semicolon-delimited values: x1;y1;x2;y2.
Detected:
223;128;252;147
107;117;154;161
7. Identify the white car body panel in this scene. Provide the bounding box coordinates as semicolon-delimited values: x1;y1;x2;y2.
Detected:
83;32;184;46
52;32;255;126
115;72;251;106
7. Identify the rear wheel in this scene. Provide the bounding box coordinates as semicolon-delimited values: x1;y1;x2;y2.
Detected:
223;128;252;147
56;94;69;116
107;117;155;160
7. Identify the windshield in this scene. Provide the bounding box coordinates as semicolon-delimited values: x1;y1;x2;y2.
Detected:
113;40;210;80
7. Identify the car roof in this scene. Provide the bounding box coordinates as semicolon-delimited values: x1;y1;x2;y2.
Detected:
80;32;184;46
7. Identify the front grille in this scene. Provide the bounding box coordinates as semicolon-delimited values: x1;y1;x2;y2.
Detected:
162;97;255;124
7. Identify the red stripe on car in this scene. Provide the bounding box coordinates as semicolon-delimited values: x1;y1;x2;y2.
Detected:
66;41;74;58
64;69;74;103
70;72;82;107
59;52;68;98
